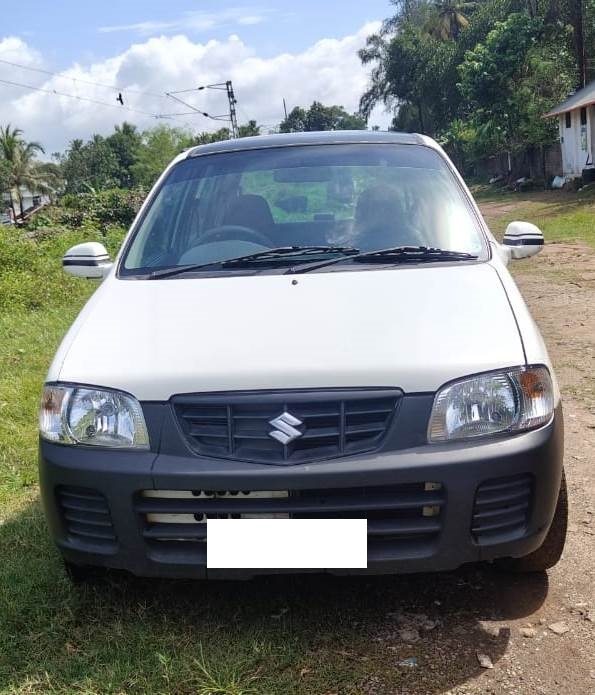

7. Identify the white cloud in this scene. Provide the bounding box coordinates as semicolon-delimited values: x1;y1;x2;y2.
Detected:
0;22;391;155
0;36;43;65
99;8;269;35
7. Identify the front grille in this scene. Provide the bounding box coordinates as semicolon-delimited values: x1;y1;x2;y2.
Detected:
471;474;532;544
135;482;444;564
56;486;117;552
173;389;401;464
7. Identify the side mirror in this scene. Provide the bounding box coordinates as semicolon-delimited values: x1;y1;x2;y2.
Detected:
62;242;112;279
502;221;544;260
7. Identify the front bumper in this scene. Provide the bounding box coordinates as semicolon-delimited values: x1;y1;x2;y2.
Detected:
39;407;563;579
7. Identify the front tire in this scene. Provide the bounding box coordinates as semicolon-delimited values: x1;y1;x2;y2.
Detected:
496;470;568;573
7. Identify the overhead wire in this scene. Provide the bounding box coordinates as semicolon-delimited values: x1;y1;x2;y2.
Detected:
0;76;201;129
0;56;168;101
0;59;241;133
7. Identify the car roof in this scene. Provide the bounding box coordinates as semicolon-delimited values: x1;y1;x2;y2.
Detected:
186;130;426;158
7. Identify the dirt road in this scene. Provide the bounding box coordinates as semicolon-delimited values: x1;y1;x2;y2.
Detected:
377;240;595;694
347;241;595;694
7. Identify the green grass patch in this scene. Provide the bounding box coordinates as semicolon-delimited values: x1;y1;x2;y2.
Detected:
475;188;595;246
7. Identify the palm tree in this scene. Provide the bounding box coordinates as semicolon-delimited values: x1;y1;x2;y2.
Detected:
0;124;59;218
428;0;476;40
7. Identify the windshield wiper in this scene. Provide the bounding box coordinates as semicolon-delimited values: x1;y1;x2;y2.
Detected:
221;245;359;267
287;246;478;274
146;246;359;279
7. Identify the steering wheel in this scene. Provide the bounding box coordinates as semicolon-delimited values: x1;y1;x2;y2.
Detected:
199;224;271;247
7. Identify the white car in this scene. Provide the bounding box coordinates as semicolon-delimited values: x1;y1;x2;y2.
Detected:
39;131;566;581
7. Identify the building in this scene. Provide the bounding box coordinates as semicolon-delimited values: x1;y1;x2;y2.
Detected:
2;188;50;220
545;81;595;179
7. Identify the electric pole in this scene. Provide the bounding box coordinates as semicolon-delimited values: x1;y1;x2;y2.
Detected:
226;81;239;138
165;80;240;138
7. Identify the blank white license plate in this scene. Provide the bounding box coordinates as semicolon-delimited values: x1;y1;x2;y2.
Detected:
207;518;367;569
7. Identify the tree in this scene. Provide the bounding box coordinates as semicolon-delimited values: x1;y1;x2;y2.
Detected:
360;24;457;134
0;158;10;197
130;125;195;189
238;120;261;137
105;122;142;188
280;102;367;132
0;124;60;217
457;13;575;162
61;135;120;194
428;0;476;40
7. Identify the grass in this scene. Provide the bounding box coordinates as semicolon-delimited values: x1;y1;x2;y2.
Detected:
0;190;593;694
473;186;595;246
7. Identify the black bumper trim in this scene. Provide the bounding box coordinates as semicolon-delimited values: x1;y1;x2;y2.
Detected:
39;406;563;579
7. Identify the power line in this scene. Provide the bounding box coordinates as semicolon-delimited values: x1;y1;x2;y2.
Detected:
163;92;230;123
0;57;168;101
0;76;196;128
166;80;239;137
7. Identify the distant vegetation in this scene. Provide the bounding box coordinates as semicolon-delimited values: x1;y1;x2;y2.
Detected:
359;0;595;170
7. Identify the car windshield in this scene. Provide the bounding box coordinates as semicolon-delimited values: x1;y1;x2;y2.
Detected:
121;143;486;276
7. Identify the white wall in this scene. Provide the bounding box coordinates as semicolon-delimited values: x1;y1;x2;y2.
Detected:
559;106;595;177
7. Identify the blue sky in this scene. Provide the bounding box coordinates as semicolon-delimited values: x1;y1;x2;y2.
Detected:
8;1;392;67
0;2;394;152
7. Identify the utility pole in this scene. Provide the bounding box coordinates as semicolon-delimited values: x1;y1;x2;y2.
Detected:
164;80;240;139
226;81;239;138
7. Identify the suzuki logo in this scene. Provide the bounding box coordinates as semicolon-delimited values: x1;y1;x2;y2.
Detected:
268;411;304;445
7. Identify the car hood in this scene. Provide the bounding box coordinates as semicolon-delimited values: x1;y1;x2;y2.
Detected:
53;264;524;400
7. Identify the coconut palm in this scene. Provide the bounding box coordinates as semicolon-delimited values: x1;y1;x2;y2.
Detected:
0;124;60;218
428;0;476;40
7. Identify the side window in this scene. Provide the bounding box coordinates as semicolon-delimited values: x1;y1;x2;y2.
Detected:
565;112;572;128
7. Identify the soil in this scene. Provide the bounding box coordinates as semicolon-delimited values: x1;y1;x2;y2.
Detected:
444;241;595;694
356;241;595;694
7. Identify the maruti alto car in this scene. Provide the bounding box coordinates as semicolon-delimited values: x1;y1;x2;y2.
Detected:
39;131;566;580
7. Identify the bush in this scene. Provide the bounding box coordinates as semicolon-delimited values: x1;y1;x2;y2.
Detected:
58;188;146;229
0;223;126;311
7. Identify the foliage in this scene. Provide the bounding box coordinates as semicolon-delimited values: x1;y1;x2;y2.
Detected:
0;222;125;311
360;0;589;170
129;124;195;188
0;157;10;197
360;24;458;133
58;120;264;193
0;124;62;216
458;13;575;156
104;122;143;188
427;0;476;40
58;188;146;229
280;101;367;132
60;135;121;194
238;119;261;137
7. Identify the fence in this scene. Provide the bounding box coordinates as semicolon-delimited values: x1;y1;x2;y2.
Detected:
471;143;563;182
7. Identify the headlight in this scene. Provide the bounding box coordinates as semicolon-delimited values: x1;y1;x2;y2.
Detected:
40;384;149;449
428;366;554;443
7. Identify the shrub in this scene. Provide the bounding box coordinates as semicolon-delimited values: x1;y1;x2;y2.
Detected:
0;224;126;311
58;188;146;229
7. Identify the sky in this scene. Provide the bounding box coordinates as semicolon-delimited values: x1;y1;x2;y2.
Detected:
0;1;395;154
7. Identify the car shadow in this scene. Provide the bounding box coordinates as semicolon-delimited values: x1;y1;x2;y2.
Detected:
0;501;549;694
